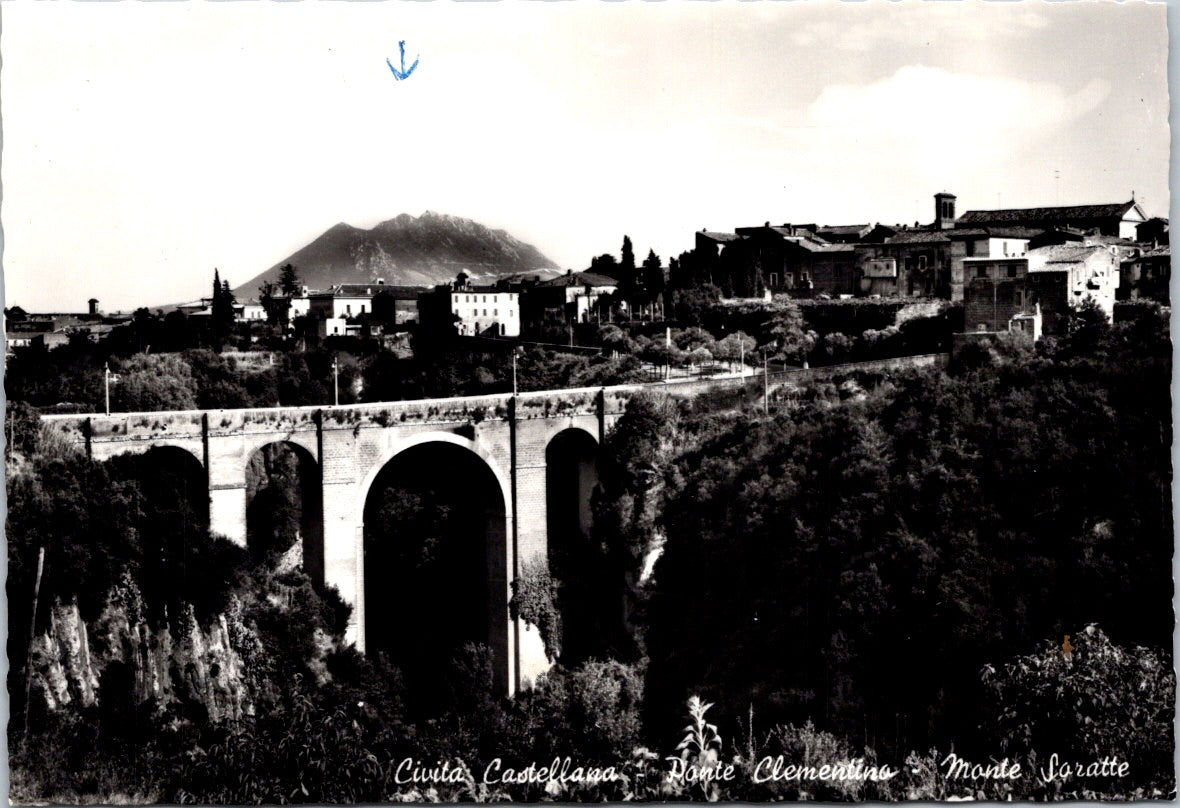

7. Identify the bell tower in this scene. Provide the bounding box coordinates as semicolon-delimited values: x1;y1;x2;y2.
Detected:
935;192;957;229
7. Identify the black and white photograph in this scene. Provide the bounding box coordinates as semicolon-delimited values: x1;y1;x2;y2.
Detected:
2;0;1174;802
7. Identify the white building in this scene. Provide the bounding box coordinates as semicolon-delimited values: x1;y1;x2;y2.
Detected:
451;286;520;337
308;284;379;320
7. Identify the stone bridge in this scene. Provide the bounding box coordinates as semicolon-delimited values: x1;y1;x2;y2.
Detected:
39;353;947;695
42;386;645;694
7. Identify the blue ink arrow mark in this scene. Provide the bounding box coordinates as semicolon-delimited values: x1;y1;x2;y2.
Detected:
387;41;419;81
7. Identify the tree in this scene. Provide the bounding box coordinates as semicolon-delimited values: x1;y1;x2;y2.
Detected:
620;236;635;278
590;253;620;279
279;263;301;296
713;331;755;368
210;269;236;346
981;626;1174;797
763;300;816;364
111;353;198;412
619;236;638;314
672;284;722;324
641;249;665;319
258;280;281;326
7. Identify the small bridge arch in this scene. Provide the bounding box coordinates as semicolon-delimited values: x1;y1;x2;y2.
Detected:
244;440;324;586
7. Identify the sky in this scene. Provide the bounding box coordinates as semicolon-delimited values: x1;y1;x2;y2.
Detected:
0;0;1171;313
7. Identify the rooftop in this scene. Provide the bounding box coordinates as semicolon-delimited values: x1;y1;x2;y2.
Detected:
884;230;951;245
958;201;1141;225
538;271;619;288
1027;243;1111;268
698;230;743;243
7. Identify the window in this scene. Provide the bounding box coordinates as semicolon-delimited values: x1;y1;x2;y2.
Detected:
360;305;366;314
976;265;988;278
918;255;927;270
483;309;488;316
346;304;352;314
1003;243;1009;256
1007;265;1018;278
769;272;779;287
1015;290;1024;306
494;309;498;316
965;240;976;257
482;296;487;303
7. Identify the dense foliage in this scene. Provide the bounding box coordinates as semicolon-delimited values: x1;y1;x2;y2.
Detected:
646;303;1172;763
6;301;1173;801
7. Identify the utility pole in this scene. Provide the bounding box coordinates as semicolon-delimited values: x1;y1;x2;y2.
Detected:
512;349;518;397
332;356;339;406
665;326;672;382
104;363;111;415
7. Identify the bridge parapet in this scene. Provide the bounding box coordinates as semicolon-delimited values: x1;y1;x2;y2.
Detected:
320;393;515;431
515;387;600;420
43;409;207;450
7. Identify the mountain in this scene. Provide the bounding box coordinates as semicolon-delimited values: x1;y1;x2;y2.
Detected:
233;211;561;299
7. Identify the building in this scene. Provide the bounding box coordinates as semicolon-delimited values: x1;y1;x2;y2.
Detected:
714;224;859;297
308;284;378;320
961;243;1120;341
1026;244;1120;334
957;200;1147;240
962;256;1040;338
235;303;267;322
855;230;952;298
4;303;119;354
1136;217;1169;248
418;274;521;337
1119;246;1170;304
525;270;618;326
947;227;1035;302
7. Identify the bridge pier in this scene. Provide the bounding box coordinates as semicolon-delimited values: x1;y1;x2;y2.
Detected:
209;484;248;546
322;482;364;649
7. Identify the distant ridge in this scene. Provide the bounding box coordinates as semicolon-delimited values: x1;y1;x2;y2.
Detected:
233;211;561;299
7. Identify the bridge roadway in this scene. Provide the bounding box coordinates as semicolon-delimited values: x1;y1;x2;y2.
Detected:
40;353;946;693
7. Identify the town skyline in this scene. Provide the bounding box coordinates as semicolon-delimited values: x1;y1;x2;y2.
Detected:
2;0;1170;313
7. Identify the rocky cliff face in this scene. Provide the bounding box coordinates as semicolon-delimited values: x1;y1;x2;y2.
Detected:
27;576;254;723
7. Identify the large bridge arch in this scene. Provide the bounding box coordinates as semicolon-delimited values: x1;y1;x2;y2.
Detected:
358;433;512;711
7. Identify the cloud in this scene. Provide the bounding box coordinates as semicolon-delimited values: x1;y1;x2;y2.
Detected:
796;65;1110;177
789;8;1049;53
